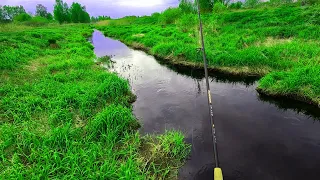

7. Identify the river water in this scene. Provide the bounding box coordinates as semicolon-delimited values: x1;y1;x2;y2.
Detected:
92;30;320;180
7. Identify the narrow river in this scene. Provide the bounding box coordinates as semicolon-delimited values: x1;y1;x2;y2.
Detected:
91;30;320;180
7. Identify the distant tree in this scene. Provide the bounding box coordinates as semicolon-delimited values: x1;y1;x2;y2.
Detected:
229;1;243;9
1;5;26;21
300;0;320;5
194;0;231;11
70;2;82;23
36;4;48;17
54;0;70;24
159;8;182;24
46;13;53;20
179;0;196;13
0;6;3;22
70;2;90;23
270;0;293;4
244;0;261;7
54;0;64;23
82;12;90;23
197;0;214;12
63;2;71;22
91;15;111;22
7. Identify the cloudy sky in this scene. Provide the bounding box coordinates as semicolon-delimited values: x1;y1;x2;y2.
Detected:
0;0;179;18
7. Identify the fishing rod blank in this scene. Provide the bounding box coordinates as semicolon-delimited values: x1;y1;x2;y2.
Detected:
196;0;223;179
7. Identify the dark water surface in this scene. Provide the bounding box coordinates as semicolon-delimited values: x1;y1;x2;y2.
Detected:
92;30;320;180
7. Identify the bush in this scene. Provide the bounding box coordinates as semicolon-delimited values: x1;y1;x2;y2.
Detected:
244;0;261;8
13;13;32;22
158;8;182;25
300;0;320;5
229;2;243;9
179;0;196;13
213;2;228;13
23;16;50;26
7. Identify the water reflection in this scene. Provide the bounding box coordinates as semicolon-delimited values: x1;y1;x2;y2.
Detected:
258;94;320;121
92;30;320;180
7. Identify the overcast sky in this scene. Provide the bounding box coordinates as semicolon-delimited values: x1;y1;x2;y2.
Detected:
0;0;179;18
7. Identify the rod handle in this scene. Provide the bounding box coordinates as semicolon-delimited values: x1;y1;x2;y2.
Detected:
214;168;223;180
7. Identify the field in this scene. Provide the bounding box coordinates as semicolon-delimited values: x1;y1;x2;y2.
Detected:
0;24;190;179
96;4;320;107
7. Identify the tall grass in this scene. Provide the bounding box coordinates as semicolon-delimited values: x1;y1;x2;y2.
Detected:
0;24;190;179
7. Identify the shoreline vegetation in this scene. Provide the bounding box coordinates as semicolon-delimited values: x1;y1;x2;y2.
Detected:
0;24;190;179
1;0;320;179
96;3;320;108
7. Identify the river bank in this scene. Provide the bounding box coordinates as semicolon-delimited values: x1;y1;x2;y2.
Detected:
0;24;190;179
96;4;320;108
92;30;320;180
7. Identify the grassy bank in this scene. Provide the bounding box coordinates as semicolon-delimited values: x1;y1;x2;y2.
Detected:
0;24;190;179
96;4;320;107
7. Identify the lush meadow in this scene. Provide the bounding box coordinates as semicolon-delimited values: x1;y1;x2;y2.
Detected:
0;24;190;179
97;3;320;107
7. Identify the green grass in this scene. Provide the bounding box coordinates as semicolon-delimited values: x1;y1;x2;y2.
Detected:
0;24;190;179
96;4;320;107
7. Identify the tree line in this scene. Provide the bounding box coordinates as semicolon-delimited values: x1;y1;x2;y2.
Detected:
0;0;111;24
91;16;111;22
53;0;90;24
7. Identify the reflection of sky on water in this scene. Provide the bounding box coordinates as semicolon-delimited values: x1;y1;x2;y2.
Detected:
92;30;320;180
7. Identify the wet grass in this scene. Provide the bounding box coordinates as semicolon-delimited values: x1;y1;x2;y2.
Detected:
96;4;320;107
0;24;190;179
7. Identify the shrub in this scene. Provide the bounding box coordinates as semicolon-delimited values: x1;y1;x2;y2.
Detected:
23;16;49;26
158;8;182;25
229;2;243;9
213;2;228;13
244;0;261;8
13;13;32;22
179;0;196;13
300;0;320;5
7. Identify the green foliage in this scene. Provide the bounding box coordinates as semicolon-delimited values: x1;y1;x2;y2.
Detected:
158;8;183;25
54;0;71;24
229;2;243;9
13;13;31;22
0;24;190;179
259;66;320;106
23;16;50;26
97;4;320;106
199;0;214;12
36;4;49;18
0;5;26;22
54;1;90;24
177;13;198;32
91;15;111;22
141;131;191;178
46;13;53;20
97;55;111;63
213;2;228;13
244;0;261;8
179;0;196;13
300;0;320;5
0;6;3;22
70;2;90;23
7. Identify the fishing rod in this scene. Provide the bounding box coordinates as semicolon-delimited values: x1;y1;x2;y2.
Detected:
196;0;223;179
